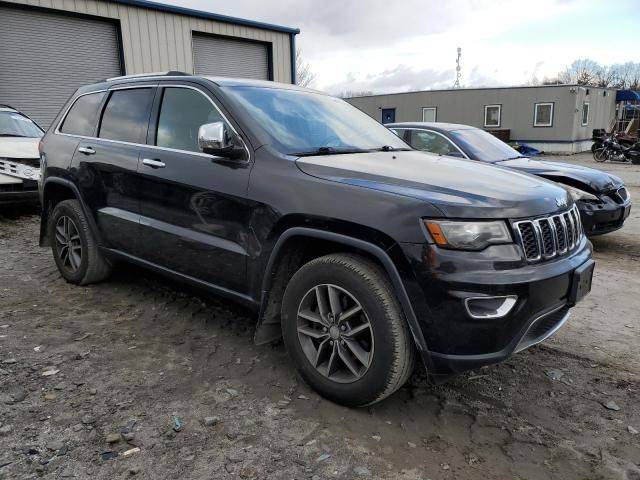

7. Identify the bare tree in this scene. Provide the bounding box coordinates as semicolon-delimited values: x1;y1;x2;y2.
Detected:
295;49;316;88
336;90;374;99
552;59;640;88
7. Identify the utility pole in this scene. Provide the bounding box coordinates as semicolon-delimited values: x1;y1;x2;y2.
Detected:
453;47;462;88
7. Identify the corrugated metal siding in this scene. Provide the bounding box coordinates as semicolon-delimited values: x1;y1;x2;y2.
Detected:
193;34;269;80
0;4;122;128
1;0;292;83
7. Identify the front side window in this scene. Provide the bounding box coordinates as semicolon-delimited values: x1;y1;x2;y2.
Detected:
99;88;155;144
484;105;501;128
422;107;437;122
156;88;224;152
409;130;459;156
581;102;589;126
223;86;408;155
60;92;106;137
0;111;43;138
534;102;554;127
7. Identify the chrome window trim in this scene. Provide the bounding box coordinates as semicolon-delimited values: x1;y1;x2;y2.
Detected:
400;127;469;159
54;89;109;136
54;84;251;162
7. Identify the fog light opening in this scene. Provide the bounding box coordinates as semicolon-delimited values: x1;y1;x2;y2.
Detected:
464;295;518;319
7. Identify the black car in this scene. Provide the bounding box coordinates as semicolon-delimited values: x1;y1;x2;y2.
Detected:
388;122;632;235
39;73;593;406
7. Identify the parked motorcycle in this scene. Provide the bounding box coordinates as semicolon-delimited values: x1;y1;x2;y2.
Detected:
592;130;640;164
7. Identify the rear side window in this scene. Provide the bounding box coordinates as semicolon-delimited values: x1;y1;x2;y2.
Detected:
99;88;155;144
59;92;106;136
156;87;224;153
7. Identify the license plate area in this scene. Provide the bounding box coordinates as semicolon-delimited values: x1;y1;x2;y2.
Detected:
567;259;595;306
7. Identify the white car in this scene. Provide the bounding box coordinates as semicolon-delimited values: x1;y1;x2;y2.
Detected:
0;105;43;206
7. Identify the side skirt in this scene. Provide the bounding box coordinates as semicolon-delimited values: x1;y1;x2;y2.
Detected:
101;247;259;311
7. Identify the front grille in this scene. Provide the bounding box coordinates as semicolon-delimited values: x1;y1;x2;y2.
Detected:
608;187;629;204
0;158;41;181
514;206;583;262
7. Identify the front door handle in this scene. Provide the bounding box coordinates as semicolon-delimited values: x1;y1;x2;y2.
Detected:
78;146;95;155
142;158;166;169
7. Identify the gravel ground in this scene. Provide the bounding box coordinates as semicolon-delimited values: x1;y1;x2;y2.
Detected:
0;153;639;480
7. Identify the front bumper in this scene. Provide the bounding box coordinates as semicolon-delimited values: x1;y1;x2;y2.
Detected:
399;237;593;376
578;196;631;236
0;183;39;206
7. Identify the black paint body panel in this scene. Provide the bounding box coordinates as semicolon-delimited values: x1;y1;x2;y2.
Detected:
39;76;595;378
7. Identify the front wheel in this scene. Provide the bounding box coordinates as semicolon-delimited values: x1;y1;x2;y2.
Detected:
593;146;607;163
281;253;415;407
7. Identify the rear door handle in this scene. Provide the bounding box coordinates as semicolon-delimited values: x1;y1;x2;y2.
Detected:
77;146;95;155
142;158;166;169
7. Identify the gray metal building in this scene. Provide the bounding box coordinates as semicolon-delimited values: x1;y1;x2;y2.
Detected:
346;85;617;153
0;0;299;128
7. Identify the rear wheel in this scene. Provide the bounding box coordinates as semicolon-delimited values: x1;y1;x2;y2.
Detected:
49;199;111;285
281;253;415;406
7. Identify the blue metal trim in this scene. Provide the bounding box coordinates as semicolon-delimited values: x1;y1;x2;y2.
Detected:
108;0;300;34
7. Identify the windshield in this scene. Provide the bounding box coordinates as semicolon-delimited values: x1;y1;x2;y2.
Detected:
0;111;43;138
223;86;408;155
449;127;522;162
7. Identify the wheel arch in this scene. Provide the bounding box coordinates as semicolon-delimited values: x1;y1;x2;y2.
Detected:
40;177;102;247
254;227;430;360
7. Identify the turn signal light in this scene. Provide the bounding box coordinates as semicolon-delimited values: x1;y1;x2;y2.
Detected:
425;222;448;246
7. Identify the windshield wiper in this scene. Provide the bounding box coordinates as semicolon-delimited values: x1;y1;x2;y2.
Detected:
496;155;525;161
375;145;412;152
292;146;372;157
0;133;30;138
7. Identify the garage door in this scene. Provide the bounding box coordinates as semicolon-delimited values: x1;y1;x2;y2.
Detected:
193;34;269;80
0;5;122;129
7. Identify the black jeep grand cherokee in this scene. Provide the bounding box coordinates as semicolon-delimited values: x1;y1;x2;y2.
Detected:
39;73;594;406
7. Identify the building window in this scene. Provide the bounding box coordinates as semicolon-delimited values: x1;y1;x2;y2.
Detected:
422;107;437;122
534;102;554;127
484;105;501;128
581;102;589;126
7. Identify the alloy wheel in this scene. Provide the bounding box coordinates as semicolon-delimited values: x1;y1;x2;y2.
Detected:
55;216;82;272
296;284;374;383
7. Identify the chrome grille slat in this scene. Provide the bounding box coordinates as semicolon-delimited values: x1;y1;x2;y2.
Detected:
514;206;582;263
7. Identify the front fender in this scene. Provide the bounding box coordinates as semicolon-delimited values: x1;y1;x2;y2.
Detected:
254;227;432;369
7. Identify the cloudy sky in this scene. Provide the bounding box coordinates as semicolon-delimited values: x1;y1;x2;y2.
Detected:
155;0;640;94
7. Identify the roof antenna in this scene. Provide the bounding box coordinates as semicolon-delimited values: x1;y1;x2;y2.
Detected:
453;47;462;89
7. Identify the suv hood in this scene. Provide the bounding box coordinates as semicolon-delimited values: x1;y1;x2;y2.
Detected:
0;137;40;159
296;150;571;219
497;157;623;192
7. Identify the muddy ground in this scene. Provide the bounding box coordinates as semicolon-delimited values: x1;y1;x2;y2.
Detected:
0;153;638;480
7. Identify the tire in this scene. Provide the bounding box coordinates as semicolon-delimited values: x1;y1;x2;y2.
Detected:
48;199;111;285
281;253;415;407
593;147;607;163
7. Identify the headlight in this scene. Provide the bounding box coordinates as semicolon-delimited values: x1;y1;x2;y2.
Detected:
423;220;512;250
564;185;598;201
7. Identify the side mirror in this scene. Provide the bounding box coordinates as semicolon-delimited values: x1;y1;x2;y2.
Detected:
198;122;245;159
